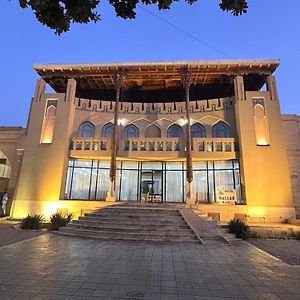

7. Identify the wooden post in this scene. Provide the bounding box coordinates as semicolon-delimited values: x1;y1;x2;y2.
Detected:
182;72;195;205
106;74;124;202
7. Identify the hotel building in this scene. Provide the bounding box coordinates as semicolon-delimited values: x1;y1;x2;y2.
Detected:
0;60;299;222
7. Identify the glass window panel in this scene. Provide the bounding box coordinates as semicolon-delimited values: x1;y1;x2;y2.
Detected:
95;168;109;200
74;160;92;168
212;121;230;138
165;170;183;202
98;160;110;168
89;169;98;199
64;167;73;199
124;124;139;138
193;162;207;170
122;161;138;169
70;167;91;199
78;122;95;137
234;169;242;203
166;162;183;170
84;142;91;150
115;169;122;200
102;123;113;138
234;160;240;169
207;170;215;203
214;161;233;169
142;162;162;170
191;123;206;138
120;170;138;201
193;170;208;203
214;170;235;202
207;161;213;169
68;160;74;167
167;124;183;138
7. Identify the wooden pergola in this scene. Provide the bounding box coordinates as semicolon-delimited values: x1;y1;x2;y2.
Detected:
34;59;279;102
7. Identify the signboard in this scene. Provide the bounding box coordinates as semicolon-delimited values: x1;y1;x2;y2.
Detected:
216;189;237;204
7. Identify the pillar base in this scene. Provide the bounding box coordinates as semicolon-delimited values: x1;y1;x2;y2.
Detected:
186;181;196;206
186;193;196;206
106;180;116;202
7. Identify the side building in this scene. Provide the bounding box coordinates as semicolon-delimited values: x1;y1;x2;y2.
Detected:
0;60;298;222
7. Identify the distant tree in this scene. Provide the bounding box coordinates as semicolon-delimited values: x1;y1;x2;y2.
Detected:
17;0;248;35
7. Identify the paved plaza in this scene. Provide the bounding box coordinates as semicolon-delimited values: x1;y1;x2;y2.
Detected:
0;234;299;300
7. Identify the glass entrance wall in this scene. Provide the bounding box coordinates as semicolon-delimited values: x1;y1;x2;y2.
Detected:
65;159;243;203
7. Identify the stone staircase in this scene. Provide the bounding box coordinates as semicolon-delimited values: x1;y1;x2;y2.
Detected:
57;204;199;242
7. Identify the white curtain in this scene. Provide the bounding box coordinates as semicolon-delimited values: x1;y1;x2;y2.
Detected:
120;169;139;201
193;171;208;203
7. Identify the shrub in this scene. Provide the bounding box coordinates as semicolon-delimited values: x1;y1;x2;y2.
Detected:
20;214;44;230
228;218;250;239
50;212;73;231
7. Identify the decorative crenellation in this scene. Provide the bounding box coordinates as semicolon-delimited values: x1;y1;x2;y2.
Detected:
75;97;234;114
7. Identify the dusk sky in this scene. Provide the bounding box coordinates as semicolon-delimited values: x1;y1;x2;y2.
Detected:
1;0;299;126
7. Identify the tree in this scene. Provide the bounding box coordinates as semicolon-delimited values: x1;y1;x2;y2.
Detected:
18;0;248;35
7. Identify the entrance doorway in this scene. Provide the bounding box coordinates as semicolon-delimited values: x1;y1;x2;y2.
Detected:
140;170;163;203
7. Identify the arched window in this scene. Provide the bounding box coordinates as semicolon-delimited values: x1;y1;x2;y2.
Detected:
191;123;206;138
145;124;161;138
212;121;230;138
167;124;183;138
101;123;113;138
124;124;139;138
78;122;95;137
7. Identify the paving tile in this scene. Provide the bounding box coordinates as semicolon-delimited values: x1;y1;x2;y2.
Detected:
0;234;298;300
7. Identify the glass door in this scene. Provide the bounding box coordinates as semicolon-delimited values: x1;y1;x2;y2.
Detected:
140;170;162;203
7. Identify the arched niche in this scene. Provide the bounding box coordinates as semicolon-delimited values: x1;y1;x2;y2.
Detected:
145;124;161;138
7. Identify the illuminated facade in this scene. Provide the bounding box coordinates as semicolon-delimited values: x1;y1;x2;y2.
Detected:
1;60;298;222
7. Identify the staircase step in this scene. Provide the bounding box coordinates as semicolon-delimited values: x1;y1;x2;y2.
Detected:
72;220;189;228
67;223;192;233
59;227;197;241
55;231;199;243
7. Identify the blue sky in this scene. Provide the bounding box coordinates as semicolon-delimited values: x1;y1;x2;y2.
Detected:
1;0;299;126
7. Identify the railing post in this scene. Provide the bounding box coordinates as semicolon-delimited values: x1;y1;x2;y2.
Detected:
182;72;196;206
106;74;124;202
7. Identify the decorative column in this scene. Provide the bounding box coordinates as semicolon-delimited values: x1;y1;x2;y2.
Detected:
33;78;46;102
106;74;124;202
182;72;195;206
266;75;278;101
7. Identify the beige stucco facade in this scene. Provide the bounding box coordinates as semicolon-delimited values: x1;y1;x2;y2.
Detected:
0;60;298;222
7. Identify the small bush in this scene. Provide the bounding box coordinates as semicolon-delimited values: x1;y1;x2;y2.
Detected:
228;218;250;239
50;212;73;231
20;214;44;230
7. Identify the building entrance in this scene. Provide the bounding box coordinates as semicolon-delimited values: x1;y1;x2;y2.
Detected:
140;170;163;203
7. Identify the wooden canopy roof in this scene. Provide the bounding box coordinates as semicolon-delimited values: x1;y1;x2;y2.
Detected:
34;59;279;102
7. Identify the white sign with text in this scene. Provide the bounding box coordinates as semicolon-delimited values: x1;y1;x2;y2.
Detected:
216;189;237;204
